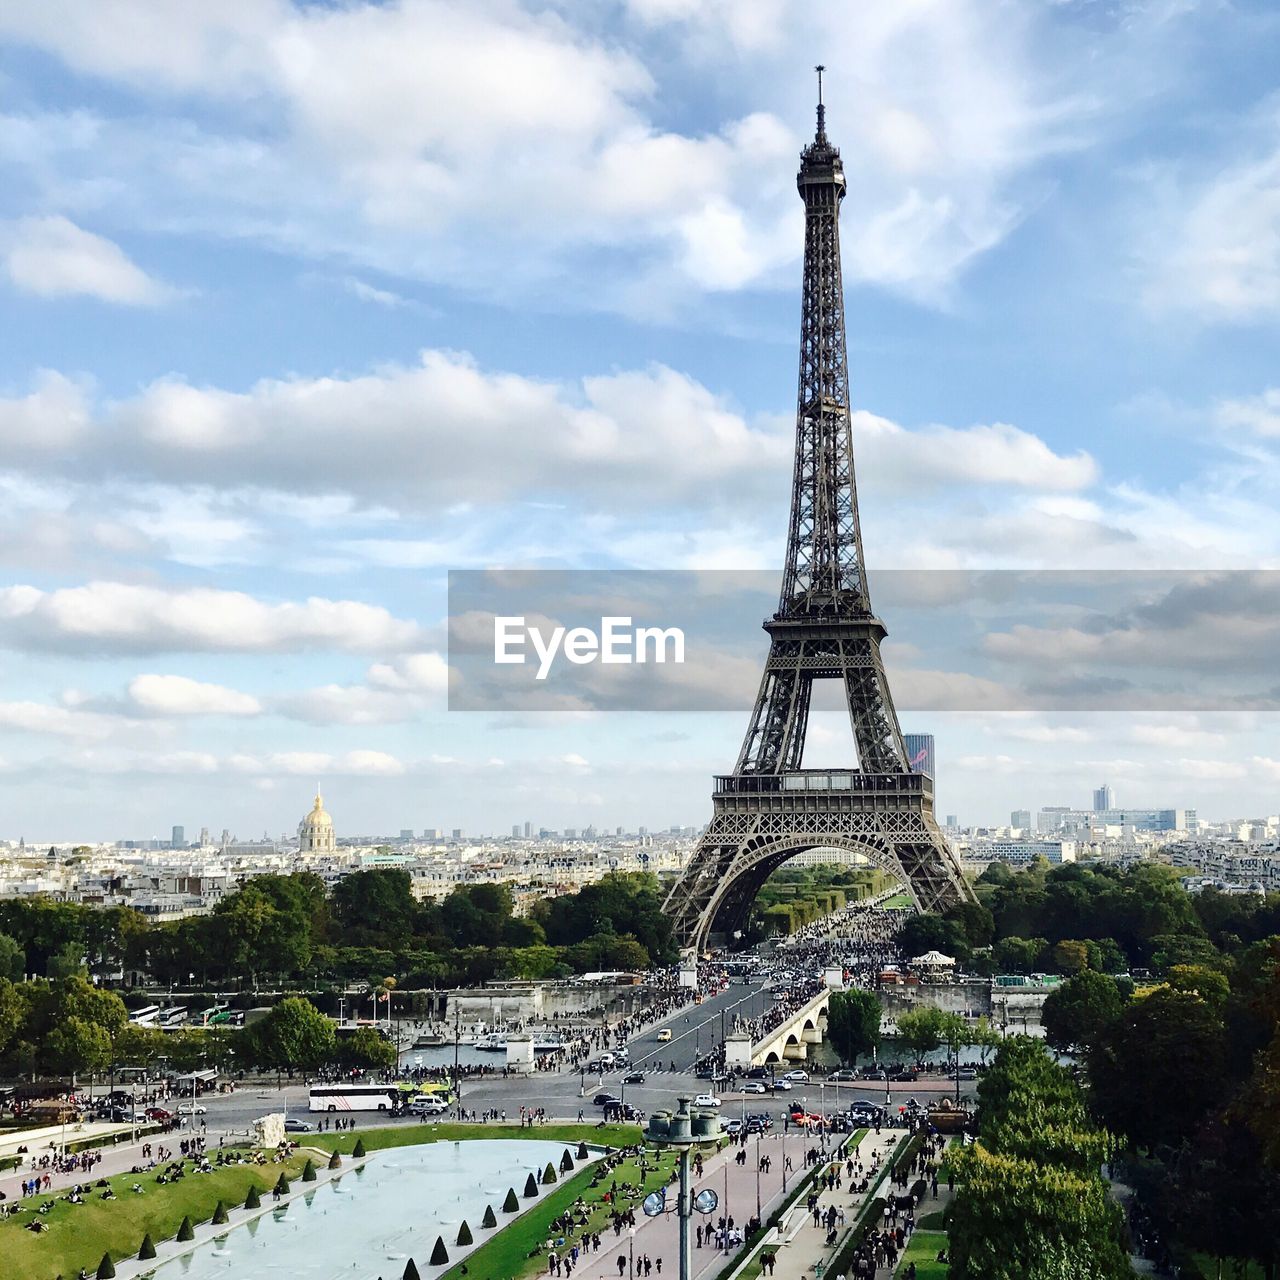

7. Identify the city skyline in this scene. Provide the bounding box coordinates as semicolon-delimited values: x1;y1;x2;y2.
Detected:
2;4;1280;835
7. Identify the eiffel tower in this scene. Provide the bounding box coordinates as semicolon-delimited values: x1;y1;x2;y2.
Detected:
664;73;974;953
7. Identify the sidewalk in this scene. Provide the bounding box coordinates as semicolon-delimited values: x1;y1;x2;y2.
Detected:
568;1127;817;1280
769;1128;903;1280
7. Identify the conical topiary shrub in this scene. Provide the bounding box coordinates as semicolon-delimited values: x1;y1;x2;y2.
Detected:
542;1161;557;1184
481;1204;497;1229
577;1142;589;1160
503;1187;519;1213
275;1172;290;1195
211;1200;229;1225
96;1253;116;1279
403;1260;421;1280
352;1138;367;1157
560;1149;574;1172
245;1185;261;1210
302;1159;316;1182
328;1151;341;1169
429;1236;449;1266
177;1216;195;1242
456;1220;473;1246
523;1172;538;1197
138;1234;156;1260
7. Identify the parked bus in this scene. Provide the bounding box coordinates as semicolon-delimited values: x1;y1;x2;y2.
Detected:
128;1005;161;1025
308;1083;402;1113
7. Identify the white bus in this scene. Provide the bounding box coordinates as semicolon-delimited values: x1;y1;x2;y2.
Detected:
308;1083;401;1113
129;1005;161;1025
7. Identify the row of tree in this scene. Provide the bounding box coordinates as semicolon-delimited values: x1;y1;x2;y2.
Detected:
948;1038;1131;1279
1038;944;1280;1275
0;974;398;1080
0;869;676;990
748;867;894;938
899;859;1280;976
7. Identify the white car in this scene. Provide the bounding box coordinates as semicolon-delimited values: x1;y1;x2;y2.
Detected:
177;1103;207;1115
782;1070;809;1082
770;1079;792;1091
740;1081;768;1094
410;1096;449;1115
693;1094;721;1109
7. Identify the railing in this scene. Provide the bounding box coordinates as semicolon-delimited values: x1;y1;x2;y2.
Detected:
714;770;930;797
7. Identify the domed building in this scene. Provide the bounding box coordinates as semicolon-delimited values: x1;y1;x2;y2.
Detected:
298;787;336;855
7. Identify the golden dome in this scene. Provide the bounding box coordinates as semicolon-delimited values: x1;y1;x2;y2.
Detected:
298;785;336;852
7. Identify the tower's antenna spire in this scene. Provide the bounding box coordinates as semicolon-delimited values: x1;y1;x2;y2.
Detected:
815;63;826;141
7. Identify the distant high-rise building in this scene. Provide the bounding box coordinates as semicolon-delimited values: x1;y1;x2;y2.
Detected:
1093;783;1115;812
616;826;623;836
904;733;935;779
564;827;578;839
171;825;185;849
1011;810;1032;830
638;826;648;836
199;826;209;847
399;828;414;840
423;827;441;839
511;824;521;838
523;821;532;838
451;828;463;839
945;814;958;829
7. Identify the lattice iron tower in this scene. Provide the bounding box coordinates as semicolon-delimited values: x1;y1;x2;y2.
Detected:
664;75;974;952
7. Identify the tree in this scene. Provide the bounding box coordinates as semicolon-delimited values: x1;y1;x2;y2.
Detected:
895;1006;946;1057
1041;970;1126;1052
992;937;1047;974
1090;987;1225;1151
337;1025;397;1071
826;989;881;1066
247;997;335;1074
0;932;24;981
898;913;972;964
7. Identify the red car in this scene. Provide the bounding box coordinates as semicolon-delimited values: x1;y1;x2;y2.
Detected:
145;1107;172;1122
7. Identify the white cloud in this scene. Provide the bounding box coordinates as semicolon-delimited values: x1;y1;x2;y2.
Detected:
127;673;261;716
0;0;1118;309
1214;387;1280;439
3;215;175;305
0;582;420;654
1143;111;1280;321
0;699;123;740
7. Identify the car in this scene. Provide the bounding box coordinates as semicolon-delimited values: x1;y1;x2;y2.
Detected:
723;1119;743;1137
888;1068;918;1082
656;1028;673;1043
827;1069;858;1083
745;1115;772;1134
782;1069;809;1082
622;1071;646;1085
770;1079;792;1091
283;1118;312;1132
744;1066;769;1079
952;1067;977;1081
605;1102;644;1121
177;1102;207;1115
692;1094;721;1109
410;1096;449;1115
740;1081;768;1094
145;1107;172;1121
592;1093;620;1107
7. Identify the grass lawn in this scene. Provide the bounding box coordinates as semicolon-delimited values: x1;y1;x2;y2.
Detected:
3;1146;314;1280
916;1208;946;1230
440;1148;682;1280
307;1120;643;1155
881;893;915;908
897;1229;949;1278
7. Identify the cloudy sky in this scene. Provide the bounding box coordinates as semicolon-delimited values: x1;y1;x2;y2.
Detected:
2;0;1279;842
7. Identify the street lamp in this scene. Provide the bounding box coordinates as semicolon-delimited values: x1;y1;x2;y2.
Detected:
643;1096;721;1280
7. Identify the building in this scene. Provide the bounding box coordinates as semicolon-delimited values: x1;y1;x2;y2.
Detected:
904;733;935;779
298;789;337;855
1093;784;1115;812
1011;810;1032;830
523;821;532;838
961;838;1077;868
511;824;521;838
171;825;185;849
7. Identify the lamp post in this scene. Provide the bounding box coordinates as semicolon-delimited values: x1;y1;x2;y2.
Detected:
643;1096;721;1280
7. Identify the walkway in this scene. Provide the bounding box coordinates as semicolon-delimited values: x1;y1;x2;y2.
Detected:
570;1127;817;1280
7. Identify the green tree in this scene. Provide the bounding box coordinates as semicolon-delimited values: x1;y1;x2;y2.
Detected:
1041;969;1126;1052
247;997;336;1074
0;931;25;981
337;1026;397;1071
1090;986;1225;1151
826;989;881;1066
895;1006;945;1057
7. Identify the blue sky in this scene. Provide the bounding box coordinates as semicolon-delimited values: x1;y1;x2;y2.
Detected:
1;0;1279;842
